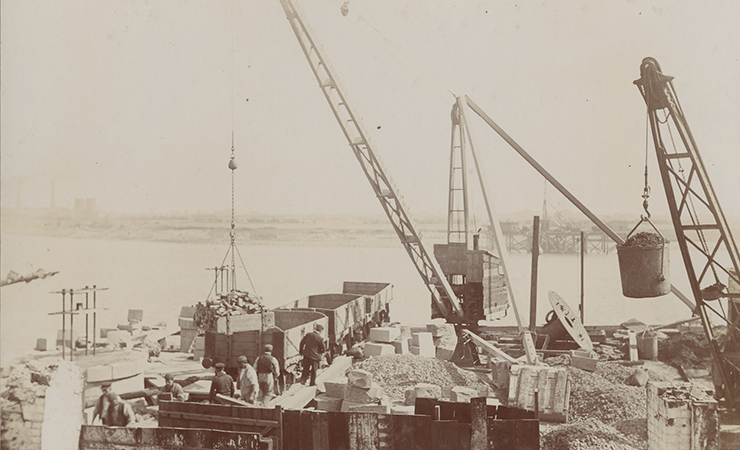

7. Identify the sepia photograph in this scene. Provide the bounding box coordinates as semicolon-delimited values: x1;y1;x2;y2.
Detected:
1;1;739;448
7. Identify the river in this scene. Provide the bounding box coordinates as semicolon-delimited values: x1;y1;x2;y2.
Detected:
1;234;697;367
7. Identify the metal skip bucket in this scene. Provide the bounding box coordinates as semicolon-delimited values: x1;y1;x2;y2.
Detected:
617;219;670;298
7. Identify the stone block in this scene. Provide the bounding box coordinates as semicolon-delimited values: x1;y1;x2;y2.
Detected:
86;364;113;383
340;400;364;412
404;388;416;406
178;316;195;329
35;336;56;352
106;330;132;348
345;383;384;404
409;345;435;358
488;359;512;389
364;342;395;357
450;386;478;403
391;405;416;415
111;361;138;380
436;347;455;361
411;332;435;357
442;385;453;399
369;327;400;343
398;326;413;340
324;378;348;399
413;383;441;400
21;401;45;422
391;338;409;355
347;369;373;389
127;309;144;323
477;385;490;397
193;336;205;350
348;403;390;414
315;394;343;412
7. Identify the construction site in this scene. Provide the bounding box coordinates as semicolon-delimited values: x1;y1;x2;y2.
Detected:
2;1;740;450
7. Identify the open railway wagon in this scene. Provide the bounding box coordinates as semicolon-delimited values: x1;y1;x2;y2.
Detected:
277;281;393;357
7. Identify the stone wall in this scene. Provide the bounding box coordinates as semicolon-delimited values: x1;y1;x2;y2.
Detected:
0;358;84;450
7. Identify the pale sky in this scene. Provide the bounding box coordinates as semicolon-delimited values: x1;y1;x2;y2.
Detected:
2;0;739;219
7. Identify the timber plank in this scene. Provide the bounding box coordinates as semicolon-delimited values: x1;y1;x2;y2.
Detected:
391;414;431;450
311;411;329;450
283;409;301;450
348;412;377;450
432;421;471;450
300;411;313;450
517;367;534;410
552;370;567;414
488;419;539;450
328;411;349;450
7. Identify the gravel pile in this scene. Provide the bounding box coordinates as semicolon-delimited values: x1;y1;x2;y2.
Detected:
541;419;645;450
658;331;712;369
353;354;489;402
568;366;647;424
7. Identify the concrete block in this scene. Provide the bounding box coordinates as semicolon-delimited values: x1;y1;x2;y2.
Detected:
369;327;400;343
413;383;441;400
348;403;390;414
411;332;433;347
442;385;453;399
347;369;373;389
391;338;409;355
106;330;132;348
315;394;343;412
391;405;416;415
111;361;138;380
409;344;435;358
345;383;384;404
324;378;348;399
436;347;455;361
86;365;113;383
450;386;478;403
364;342;395;357
180;306;197;318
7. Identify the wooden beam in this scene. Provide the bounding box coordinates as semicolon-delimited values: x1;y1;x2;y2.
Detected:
157;410;277;428
462;330;518;364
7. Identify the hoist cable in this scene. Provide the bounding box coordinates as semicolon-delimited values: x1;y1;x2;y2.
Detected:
642;110;651;217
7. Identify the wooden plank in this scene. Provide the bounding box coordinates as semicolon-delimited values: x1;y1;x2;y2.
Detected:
312;411;330;450
300;410;313;450
470;397;487;450
552;369;567;415
516;367;534;410
437;400;470;423
537;369;549;414
507;365;520;406
157;410;277;429
462;330;518;364
348;412;378;450
489;420;539;450
273;386;318;410
391;414;431;450
329;411;349;450
432;421;471;450
283;409;301;450
414;397;437;417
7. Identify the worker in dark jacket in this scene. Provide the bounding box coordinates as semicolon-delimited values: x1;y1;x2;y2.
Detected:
159;373;187;403
105;392;137;427
254;344;281;405
299;323;325;386
209;362;235;403
92;382;112;425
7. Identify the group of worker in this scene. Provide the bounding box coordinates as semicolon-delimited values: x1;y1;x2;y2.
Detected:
92;323;327;426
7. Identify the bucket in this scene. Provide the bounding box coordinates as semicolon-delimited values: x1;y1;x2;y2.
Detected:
637;332;658;360
538;310;569;344
617;218;670;298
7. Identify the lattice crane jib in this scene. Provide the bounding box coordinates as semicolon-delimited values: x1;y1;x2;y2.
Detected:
277;0;464;321
448;102;470;247
635;57;740;403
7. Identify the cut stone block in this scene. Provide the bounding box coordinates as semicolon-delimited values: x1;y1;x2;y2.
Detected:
364;342;395;357
414;383;441;400
340;401;364;412
451;386;478;403
411;332;433;347
315;394;343;412
348;403;390;414
404;388;416;406
409;344;435;358
477;385;490;397
398;326;413;340
86;365;113;383
35;337;56;352
345;383;384;404
392;338;409;355
488;359;512;389
347;369;373;390
391;405;416;415
324;378;348;399
369;327;400;344
106;330;132;348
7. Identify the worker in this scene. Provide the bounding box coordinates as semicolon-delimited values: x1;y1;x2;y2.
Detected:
236;355;258;405
209;362;235;403
105;392;137;427
159;373;187;403
91;382;112;425
299;323;325;386
254;344;281;405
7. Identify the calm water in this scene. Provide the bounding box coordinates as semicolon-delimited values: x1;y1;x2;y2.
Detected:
1;234;697;366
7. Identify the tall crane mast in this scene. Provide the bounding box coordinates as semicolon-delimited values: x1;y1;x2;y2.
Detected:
276;0;465;322
635;57;740;404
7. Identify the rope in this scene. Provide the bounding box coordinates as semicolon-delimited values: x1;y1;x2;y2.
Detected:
642;110;651;218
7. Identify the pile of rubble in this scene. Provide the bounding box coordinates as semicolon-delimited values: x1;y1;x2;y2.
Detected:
541;419;646;450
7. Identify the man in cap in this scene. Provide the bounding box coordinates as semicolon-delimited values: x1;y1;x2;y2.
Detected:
105;392;137;427
299;323;325;386
209;362;235;403
254;344;281;405
236;355;258;405
92;382;112;424
159;373;187;403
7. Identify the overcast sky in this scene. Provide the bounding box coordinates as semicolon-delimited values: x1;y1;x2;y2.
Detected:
2;0;739;220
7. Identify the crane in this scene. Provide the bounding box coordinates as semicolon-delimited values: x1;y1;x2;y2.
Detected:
635;57;740;404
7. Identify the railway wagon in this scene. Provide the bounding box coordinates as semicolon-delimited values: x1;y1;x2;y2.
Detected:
276;293;365;357
203;310;328;378
342;281;393;329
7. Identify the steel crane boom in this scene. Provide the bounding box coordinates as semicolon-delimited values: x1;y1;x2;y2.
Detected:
276;0;465;321
635;57;740;404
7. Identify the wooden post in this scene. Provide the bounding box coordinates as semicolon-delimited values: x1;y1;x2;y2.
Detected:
529;216;540;332
276;405;283;450
61;290;66;360
69;289;74;361
470;397;487;450
580;231;585;324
